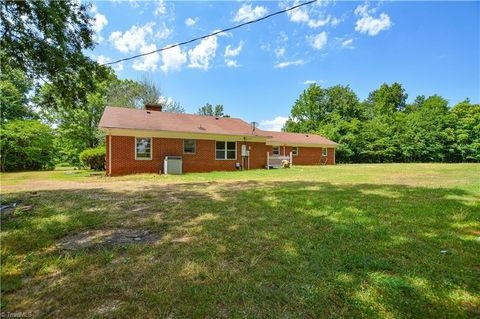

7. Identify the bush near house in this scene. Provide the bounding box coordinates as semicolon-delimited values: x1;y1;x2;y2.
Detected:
79;146;105;170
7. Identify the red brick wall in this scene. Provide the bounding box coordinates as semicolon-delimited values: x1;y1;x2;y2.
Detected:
106;135;269;176
266;145;335;165
106;135;335;176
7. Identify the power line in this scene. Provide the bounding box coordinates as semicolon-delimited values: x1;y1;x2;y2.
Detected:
103;0;317;66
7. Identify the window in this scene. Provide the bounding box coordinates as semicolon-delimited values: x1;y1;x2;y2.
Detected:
216;141;236;160
135;137;151;160
183;139;196;154
272;146;280;156
322;148;328;156
292;147;298;156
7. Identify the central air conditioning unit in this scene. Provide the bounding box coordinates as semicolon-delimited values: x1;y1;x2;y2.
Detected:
164;156;182;175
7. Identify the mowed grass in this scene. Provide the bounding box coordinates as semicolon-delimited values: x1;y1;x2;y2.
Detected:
1;164;479;318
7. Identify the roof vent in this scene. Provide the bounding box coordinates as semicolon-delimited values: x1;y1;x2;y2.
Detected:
146;111;151;114
306;134;309;137
145;104;163;112
215;117;219;120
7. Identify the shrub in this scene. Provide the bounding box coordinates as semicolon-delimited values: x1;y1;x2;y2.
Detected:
79;147;105;170
0;120;55;171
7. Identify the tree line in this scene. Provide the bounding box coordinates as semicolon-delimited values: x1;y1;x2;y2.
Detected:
284;83;479;163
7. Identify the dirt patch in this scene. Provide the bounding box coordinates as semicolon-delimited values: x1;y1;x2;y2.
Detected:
91;300;122;316
171;236;192;243
56;229;161;250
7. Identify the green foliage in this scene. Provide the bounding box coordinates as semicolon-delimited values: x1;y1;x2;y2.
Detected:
107;77;185;113
79;147;105;170
449;99;480;161
35;67;115;166
1;0;109;106
197;103;230;117
0;66;37;123
0;120;55;171
162;100;185;113
284;83;479;163
366;82;408;115
106;79;145;108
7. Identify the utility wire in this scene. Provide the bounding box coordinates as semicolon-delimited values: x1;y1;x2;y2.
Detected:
103;0;317;66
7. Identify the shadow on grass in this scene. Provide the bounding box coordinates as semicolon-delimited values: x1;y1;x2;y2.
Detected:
1;181;479;318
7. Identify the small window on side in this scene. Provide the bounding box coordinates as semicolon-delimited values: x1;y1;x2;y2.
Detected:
322;148;328;156
183;139;196;154
136;137;152;160
292;147;298;156
272;146;280;155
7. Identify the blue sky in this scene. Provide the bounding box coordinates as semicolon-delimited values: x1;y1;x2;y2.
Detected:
88;0;480;130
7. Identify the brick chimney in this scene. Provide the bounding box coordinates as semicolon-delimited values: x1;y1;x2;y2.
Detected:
145;104;163;112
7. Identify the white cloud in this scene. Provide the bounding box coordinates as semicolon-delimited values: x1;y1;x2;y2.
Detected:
278;31;288;43
224;41;243;67
132;44;160;71
274;59;304;68
153;0;166;16
155;23;172;40
185;17;198;27
354;3;392;36
274;47;285;58
288;6;309;23
354;3;375;16
115;63;124;72
158;95;174;105
341;38;354;48
225;60;240;68
330;17;341;26
224;41;243;58
109;22;155;53
307;16;331;28
90;5;108;42
259;116;289;132
303;80;316;85
285;1;339;29
95;55;110;65
129;0;139;8
160;45;187;72
188;36;218;70
233;4;268;23
355;13;391;36
309;31;328;50
93;55;123;72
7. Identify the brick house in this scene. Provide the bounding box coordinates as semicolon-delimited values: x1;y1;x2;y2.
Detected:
99;105;338;176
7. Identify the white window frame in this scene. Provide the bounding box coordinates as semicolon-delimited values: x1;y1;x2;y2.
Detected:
215;141;237;160
292;147;298;156
322;148;328;157
135;137;152;160
183;139;196;154
272;146;280;156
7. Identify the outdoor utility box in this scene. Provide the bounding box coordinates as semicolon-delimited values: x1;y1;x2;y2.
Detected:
164;156;182;175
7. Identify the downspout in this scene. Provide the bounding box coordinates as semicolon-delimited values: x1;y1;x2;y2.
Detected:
108;130;112;176
333;148;336;165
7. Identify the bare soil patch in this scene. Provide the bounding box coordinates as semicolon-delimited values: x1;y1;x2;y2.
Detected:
56;229;161;250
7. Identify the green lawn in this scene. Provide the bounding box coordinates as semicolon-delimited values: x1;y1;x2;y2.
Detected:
1;164;479;318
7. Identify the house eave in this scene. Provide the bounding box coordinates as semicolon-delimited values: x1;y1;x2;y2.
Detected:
100;127;270;142
266;141;339;148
